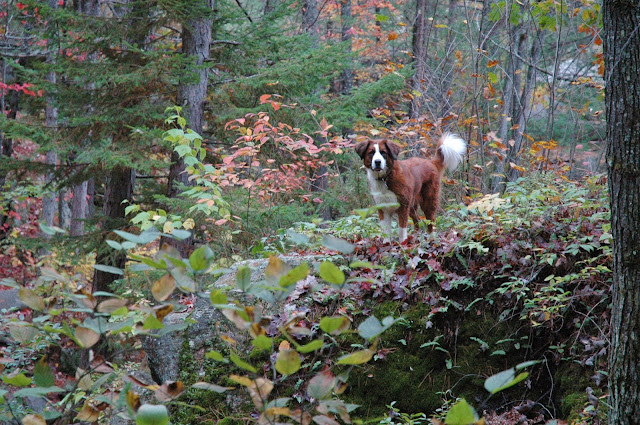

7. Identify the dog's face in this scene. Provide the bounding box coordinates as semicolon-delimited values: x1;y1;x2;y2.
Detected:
355;140;401;174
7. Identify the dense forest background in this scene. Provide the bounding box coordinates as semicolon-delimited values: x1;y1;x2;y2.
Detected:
0;0;611;424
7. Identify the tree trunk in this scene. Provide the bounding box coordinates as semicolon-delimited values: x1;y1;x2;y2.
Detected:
164;0;214;257
93;167;135;294
302;0;319;34
340;0;353;96
438;0;459;118
86;178;95;218
491;23;526;192
263;0;275;16
301;0;330;220
70;181;87;237
93;0;143;294
42;0;60;242
0;62;19;239
41;72;58;236
507;30;542;183
58;187;71;230
68;0;100;237
409;0;428;119
604;1;640;424
168;0;214;198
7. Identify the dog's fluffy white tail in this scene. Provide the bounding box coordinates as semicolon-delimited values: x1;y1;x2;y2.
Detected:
439;133;467;172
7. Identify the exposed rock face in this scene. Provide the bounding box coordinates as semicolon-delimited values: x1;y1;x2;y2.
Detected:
142;254;322;384
0;288;23;311
143;296;222;384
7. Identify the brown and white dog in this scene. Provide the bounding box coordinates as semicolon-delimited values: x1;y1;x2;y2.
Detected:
355;134;466;242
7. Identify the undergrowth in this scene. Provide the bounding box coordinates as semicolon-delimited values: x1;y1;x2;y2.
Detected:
259;173;610;421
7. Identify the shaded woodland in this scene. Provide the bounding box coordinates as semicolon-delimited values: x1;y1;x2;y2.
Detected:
0;0;622;424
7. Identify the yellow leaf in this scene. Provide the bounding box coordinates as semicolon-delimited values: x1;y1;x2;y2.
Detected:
76;368;93;391
21;414;46;425
19;288;45;311
265;255;287;282
154;304;174;322
152;274;176;302
279;340;291;350
220;335;237;346
126;390;141;411
155;380;186;402
229;374;254;387
163;221;173;234
276;349;302;375
222;309;249;330
97;298;128;314
75;326;100;348
247;378;274;409
76;401;100;422
509;162;526;172
336;349;374;365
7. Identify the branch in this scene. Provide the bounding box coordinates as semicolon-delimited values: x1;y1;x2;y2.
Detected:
211;39;241;46
234;0;253;23
488;38;602;84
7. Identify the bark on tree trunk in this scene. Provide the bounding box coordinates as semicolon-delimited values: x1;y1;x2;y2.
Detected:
86;178;95;218
409;0;428;119
41;72;58;236
302;0;319;35
58;187;71;230
507;30;541;183
263;0;275;16
491;24;526;193
70;181;87;237
0;62;19;239
93;0;143;294
164;0;214;257
603;1;640;423
340;0;353;96
93;167;135;294
42;0;60;243
301;0;330;220
68;0;99;237
438;0;459;118
168;0;214;198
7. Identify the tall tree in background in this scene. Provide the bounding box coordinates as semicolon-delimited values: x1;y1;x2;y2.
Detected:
603;1;640;423
93;0;148;293
0;61;19;239
409;0;428;119
164;0;214;256
167;0;215;199
340;0;353;96
41;0;59;241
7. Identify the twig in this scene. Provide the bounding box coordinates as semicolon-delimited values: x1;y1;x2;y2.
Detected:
234;0;253;23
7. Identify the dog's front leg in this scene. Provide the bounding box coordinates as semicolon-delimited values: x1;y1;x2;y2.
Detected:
378;209;393;242
397;205;410;243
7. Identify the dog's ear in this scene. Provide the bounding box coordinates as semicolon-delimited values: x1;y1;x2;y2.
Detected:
385;140;402;160
354;141;370;159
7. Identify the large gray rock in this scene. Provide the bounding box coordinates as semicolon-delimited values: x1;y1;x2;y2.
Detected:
143;254;323;385
214;254;324;288
0;288;23;311
143;296;222;384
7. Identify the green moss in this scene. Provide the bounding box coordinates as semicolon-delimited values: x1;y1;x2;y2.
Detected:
171;331;238;424
344;303;541;419
218;418;244;425
554;361;593;419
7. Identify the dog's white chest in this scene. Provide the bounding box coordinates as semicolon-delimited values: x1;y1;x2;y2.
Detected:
366;169;398;207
